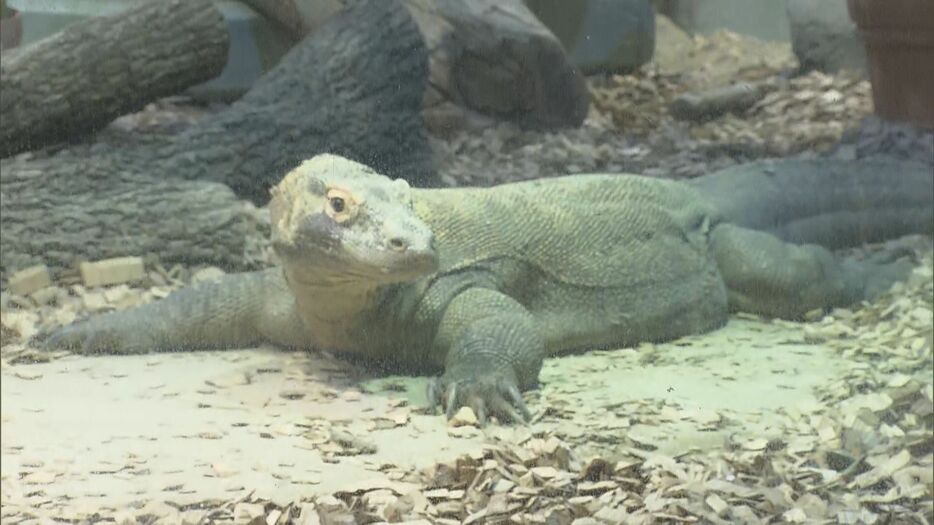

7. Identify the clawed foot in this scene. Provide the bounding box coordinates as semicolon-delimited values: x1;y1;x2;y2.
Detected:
428;372;532;426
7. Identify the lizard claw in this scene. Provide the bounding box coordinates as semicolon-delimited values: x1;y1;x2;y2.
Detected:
428;373;531;425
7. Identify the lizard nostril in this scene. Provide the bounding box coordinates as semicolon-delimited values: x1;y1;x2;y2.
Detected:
388;238;407;251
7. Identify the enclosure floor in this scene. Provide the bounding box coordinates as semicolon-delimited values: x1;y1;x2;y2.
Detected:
0;318;853;513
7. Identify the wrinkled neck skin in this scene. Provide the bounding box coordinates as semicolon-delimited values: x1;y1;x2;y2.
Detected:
284;265;382;320
281;264;390;351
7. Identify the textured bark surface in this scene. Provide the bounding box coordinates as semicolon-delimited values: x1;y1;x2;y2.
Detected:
240;0;589;132
240;0;341;38
0;0;228;159
669;82;767;121
161;0;435;201
0;143;254;277
0;0;432;276
413;0;589;130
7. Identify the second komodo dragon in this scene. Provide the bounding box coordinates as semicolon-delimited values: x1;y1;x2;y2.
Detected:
42;155;934;424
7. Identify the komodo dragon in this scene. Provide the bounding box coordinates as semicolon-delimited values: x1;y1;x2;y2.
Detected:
40;154;934;424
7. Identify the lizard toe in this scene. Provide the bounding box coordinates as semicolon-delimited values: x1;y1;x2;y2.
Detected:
432;373;530;426
444;381;460;420
468;396;488;426
501;382;532;422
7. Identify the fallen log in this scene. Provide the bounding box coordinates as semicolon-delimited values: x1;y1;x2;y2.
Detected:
0;0;228;158
164;0;435;200
669;82;769;122
240;0;337;38
0;146;254;277
240;0;590;132
0;0;434;276
413;0;589;131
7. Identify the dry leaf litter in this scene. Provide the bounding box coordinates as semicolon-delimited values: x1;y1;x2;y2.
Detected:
434;17;931;187
2;16;933;525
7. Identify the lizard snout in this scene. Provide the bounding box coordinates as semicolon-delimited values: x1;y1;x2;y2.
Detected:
374;220;438;277
382;220;435;255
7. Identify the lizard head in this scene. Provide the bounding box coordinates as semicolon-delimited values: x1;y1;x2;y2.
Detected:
269;154;438;284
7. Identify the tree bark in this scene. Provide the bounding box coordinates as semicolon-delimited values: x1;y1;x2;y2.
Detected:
0;142;255;277
161;0;435;201
240;0;341;38
669;82;769;122
240;0;590;132
0;0;434;276
0;0;228;159
424;0;590;131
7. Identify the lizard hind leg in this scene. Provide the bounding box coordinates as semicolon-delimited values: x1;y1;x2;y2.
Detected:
709;223;913;320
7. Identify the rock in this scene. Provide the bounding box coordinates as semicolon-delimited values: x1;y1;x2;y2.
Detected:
80;257;146;288
298;504;321;525
786;0;867;73
592;506;629;523
319;512;356;525
524;0;655;74
233;503;266;521
652;13;695;74
7;265;51;295
448;406;479;427
705;493;729;515
29;286;62;307
190;266;226;284
530;466;559;479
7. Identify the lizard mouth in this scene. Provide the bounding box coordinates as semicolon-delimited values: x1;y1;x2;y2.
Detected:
272;238;438;283
344;243;439;281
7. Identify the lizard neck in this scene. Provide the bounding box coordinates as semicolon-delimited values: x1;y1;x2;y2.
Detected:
282;266;384;350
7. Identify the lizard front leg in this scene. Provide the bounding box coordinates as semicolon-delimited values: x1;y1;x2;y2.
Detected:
428;287;543;425
36;268;304;354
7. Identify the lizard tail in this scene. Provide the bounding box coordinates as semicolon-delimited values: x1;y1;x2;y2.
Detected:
688;159;934;249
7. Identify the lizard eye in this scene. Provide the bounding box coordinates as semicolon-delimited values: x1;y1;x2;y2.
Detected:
325;187;357;223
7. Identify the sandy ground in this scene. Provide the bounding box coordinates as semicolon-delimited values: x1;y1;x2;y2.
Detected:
1;319;840;508
2;296;930;522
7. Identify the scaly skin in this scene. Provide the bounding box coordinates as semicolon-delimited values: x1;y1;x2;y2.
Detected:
40;155;933;424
